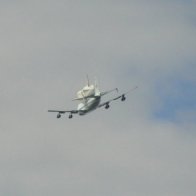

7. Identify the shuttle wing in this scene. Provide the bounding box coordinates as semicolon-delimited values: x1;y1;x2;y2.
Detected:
72;95;100;101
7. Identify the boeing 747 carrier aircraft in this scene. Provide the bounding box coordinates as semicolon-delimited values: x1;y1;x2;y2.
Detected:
48;77;137;119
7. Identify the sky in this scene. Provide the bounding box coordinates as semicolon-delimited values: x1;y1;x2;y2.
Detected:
0;0;196;195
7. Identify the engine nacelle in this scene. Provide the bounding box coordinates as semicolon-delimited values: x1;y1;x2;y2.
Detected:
57;113;61;118
105;103;110;109
69;114;73;119
121;95;126;101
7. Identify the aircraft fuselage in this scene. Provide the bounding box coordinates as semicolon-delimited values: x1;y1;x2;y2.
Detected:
77;96;101;115
48;77;137;119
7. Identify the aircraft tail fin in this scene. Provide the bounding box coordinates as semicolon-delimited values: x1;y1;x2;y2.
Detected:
86;74;90;86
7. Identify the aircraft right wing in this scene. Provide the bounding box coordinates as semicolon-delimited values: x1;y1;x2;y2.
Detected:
98;86;138;109
100;88;118;96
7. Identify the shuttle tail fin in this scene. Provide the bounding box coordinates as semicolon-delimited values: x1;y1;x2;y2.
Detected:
86;74;90;86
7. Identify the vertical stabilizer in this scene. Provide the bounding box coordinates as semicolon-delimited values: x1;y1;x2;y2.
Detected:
86;74;90;87
94;76;98;88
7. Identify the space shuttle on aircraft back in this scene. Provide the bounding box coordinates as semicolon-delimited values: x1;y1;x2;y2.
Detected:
48;76;137;119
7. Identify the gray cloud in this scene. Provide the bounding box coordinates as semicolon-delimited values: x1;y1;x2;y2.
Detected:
0;1;196;196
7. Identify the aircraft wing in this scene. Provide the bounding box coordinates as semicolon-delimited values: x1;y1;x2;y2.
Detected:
48;110;78;114
100;88;118;96
98;86;138;108
48;109;78;118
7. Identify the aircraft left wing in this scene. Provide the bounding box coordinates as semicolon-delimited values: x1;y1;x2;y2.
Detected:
98;86;138;109
48;109;78;118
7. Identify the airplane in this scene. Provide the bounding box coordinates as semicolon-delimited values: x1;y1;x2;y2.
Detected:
48;77;137;119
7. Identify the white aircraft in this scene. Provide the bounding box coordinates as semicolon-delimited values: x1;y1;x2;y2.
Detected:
48;77;137;119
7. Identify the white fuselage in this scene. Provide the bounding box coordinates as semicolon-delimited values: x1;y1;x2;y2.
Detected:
76;84;101;115
77;97;101;115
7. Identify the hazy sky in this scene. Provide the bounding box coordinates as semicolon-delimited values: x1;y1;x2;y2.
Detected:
0;1;196;196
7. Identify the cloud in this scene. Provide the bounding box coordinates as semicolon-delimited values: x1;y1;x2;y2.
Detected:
0;1;196;196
